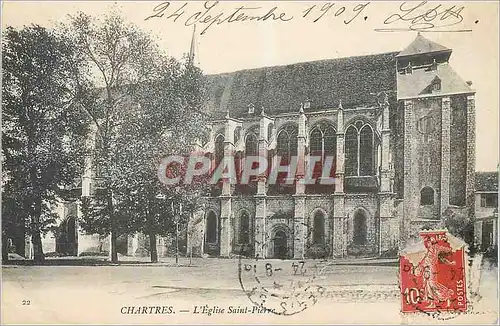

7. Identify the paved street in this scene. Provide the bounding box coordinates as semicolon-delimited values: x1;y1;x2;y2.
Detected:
2;258;498;324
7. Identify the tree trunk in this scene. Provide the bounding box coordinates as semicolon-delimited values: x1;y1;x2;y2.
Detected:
149;232;158;263
110;230;118;263
108;191;118;263
32;199;44;264
2;232;9;262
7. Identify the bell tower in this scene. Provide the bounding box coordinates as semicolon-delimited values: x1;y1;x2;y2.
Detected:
397;34;475;241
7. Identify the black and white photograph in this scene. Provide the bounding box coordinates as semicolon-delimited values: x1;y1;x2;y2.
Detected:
1;1;499;324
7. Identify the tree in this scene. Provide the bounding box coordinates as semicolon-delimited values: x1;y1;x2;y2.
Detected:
2;25;90;263
441;207;475;252
112;56;210;262
65;10;160;263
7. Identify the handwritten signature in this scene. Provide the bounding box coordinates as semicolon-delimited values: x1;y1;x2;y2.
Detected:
377;1;469;32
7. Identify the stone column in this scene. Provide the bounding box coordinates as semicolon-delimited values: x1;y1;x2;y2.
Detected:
378;96;395;254
402;99;415;244
254;196;267;258
258;112;271;195
380;97;392;193
333;101;346;257
466;95;476;214
335;102;345;193
332;194;345;257
440;97;451;215
220;116;236;257
293;107;307;259
296;107;307;195
219;196;232;257
293;195;306;259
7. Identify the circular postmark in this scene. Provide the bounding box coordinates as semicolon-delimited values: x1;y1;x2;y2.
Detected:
237;225;327;316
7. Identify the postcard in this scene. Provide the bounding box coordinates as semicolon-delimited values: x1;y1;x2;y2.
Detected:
1;1;498;324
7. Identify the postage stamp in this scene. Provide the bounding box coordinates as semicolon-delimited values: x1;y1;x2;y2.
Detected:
400;230;467;313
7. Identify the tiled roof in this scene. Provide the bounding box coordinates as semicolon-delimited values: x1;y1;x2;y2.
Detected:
396;33;451;58
475;172;499;192
205;52;398;118
397;63;473;99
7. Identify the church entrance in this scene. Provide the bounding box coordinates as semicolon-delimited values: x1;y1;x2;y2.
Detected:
273;230;288;259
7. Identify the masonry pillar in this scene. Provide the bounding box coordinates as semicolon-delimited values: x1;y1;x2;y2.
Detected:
440;97;451;215
379;95;396;254
335;101;345;194
254;196;267;258
402;99;415;245
333;101;346;257
258;110;271;195
254;111;272;258
294;106;307;259
466;95;476;215
380;96;392;193
220;115;237;257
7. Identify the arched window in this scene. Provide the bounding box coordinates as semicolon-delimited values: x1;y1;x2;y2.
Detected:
206;212;218;243
277;124;298;159
234;126;241;145
344;121;376;176
309;121;336;158
214;134;225;167
353;210;367;245
240;212;250;244
245;133;258;157
420;187;434;205
313;211;325;244
359;125;374;175
345;126;358;176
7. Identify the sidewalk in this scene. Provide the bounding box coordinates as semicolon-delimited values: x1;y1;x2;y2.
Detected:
3;254;399;267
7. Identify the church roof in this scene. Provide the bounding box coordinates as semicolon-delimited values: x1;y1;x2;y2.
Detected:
475;172;499;192
396;33;451;58
205;52;398;119
397;63;473;99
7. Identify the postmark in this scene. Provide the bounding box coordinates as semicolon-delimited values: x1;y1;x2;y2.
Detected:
400;230;467;314
237;227;327;316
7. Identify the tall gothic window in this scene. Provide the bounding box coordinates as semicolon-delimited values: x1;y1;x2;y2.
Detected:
240;212;250;244
308;122;336;193
344;121;375;176
245;126;259;157
309;121;336;159
359;126;374;175
277;124;298;159
345;126;358;176
313;211;325;244
214;133;225;167
353;210;367;245
206;211;218;243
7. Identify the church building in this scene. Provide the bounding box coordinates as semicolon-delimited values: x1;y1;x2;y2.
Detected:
14;34;475;260
187;33;476;259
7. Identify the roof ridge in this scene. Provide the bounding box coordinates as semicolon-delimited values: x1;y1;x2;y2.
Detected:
206;51;399;77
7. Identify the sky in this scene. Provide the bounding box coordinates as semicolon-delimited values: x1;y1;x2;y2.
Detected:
2;1;499;171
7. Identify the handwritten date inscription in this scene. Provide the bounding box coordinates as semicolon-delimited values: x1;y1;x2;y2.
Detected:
145;1;369;35
145;1;471;35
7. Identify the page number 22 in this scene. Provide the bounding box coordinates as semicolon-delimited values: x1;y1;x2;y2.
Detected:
22;300;31;306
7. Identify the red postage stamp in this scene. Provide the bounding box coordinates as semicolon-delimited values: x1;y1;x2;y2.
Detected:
400;230;467;313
